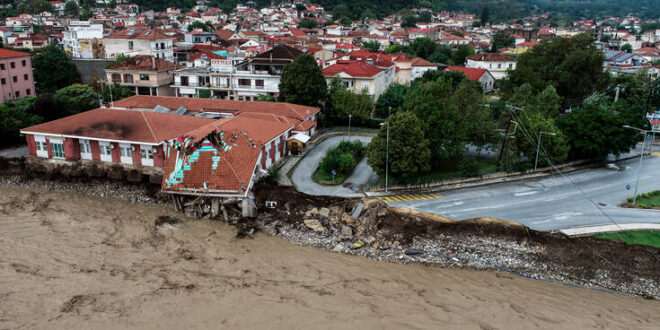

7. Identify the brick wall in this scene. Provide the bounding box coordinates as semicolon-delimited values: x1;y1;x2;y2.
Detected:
132;144;142;167
64;138;80;161
90;140;100;161
25;135;36;156
153;145;164;168
111;142;120;163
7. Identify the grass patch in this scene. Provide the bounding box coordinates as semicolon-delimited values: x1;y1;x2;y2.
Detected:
313;141;365;186
594;230;660;249
624;191;660;209
381;157;498;186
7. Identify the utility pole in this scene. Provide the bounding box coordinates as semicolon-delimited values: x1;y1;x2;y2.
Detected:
498;105;522;164
534;131;556;171
623;125;653;206
385;107;391;192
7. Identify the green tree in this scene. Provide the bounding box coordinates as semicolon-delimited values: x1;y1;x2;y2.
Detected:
17;0;53;14
621;43;632;53
506;33;607;107
367;111;431;178
298;19;318;29
33;45;81;93
534;85;562;118
480;6;490;25
0;97;42;147
385;44;403;54
279;54;327;107
362;40;381;52
64;0;79;17
512;111;568;168
453;80;497;153
403;78;464;162
409;37;437;60
187;20;213;32
428;45;452;64
98;84;134;105
558;94;644;160
328;80;373;122
54;84;100;116
491;31;514;52
401;15;418;28
255;94;275;102
450;44;474;65
375;84;408;118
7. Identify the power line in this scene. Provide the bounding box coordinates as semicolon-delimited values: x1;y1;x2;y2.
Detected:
507;106;627;234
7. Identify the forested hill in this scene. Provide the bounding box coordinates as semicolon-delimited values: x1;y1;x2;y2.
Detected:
131;0;660;22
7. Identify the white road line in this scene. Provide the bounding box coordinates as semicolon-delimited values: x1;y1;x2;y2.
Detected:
514;191;539;197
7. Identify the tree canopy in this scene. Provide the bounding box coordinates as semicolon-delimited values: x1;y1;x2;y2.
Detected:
279;54;327;107
32;45;81;94
367;111;431;178
505;33;607;107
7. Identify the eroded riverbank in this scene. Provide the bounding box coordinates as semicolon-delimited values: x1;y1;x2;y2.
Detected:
1;177;659;329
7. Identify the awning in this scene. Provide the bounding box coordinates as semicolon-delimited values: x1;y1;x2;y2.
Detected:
288;133;310;144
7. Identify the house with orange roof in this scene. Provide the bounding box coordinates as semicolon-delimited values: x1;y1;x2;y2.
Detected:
444;66;495;92
466;53;516;80
323;60;392;99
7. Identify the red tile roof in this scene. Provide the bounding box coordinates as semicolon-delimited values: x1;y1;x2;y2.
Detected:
21;108;215;144
0;48;31;59
411;57;435;67
323;60;383;78
161;113;293;195
444;66;489;81
215;29;235;40
161;133;260;195
107;55;178;71
111;96;319;123
108;27;175;40
467;53;514;62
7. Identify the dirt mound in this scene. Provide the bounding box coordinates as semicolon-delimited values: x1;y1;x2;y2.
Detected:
254;184;660;299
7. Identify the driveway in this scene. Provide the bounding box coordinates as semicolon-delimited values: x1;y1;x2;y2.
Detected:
291;135;378;197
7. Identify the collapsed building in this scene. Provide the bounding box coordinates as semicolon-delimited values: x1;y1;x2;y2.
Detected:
20;95;320;216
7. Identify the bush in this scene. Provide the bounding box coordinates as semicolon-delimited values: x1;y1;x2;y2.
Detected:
315;141;366;184
0;98;42;148
458;158;480;177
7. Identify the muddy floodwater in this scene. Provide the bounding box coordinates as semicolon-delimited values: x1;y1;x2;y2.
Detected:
1;184;659;329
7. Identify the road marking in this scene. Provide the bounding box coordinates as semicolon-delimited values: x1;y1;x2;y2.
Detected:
381;193;442;203
514;191;539;197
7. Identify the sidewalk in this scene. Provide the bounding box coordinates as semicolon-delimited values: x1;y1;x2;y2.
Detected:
560;223;660;236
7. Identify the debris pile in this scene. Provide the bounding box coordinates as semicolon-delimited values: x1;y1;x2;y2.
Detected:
254;185;660;299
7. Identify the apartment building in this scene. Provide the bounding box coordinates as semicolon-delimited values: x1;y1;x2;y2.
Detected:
0;48;35;102
173;44;302;101
105;55;178;96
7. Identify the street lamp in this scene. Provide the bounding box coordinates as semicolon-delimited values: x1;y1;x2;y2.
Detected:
623;125;653;205
534;131;556;171
380;107;392;192
348;113;352;139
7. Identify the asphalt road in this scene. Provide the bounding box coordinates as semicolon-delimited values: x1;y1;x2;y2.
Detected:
291;135;377;197
389;155;660;231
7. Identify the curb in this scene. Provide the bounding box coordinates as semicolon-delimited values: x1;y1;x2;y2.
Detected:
367;153;649;196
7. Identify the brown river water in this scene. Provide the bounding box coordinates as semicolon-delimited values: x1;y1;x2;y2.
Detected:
1;185;659;329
